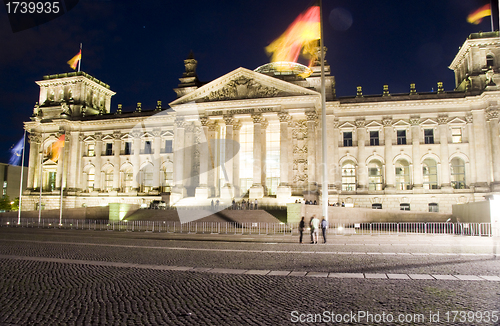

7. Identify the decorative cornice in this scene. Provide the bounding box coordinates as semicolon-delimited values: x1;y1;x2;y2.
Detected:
355;120;366;128
200;116;209;127
487;108;499;120
278;112;291;123
223;115;234;126
466;115;473;123
175;118;184;128
251;113;263;124
305;111;318;121
382;119;393;126
437;116;449;125
409;118;420;126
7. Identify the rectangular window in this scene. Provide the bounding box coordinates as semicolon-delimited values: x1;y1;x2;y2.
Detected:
452;128;462;143
144;141;152;154
87;144;95;157
397;130;407;145
105;143;113;156
165;140;173;153
428;203;439;212
400;203;410;211
369;131;379;146
343;132;353;147
124;142;132;155
424;129;434;144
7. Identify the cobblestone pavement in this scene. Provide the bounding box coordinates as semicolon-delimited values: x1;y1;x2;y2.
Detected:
0;228;499;325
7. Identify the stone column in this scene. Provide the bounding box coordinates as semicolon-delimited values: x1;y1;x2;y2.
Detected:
472;110;489;190
249;114;264;198
487;109;500;190
131;131;141;192
66;130;80;192
93;132;102;192
207;122;217;197
76;134;84;191
112;132;121;191
466;115;477;186
438;116;452;190
196;116;211;199
306;111;317;191
152;129;161;191
410;118;423;191
221;115;234;198
383;118;395;191
27;133;40;190
233;121;241;197
356;120;367;193
332;120;341;190
261;119;268;191
277;112;292;201
172;118;186;201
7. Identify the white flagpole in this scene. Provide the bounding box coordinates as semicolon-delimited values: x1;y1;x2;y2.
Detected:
78;43;82;72
498;0;500;31
59;134;65;225
38;134;43;224
320;0;328;221
17;129;26;225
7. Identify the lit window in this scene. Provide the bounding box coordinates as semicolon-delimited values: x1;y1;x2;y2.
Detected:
451;157;466;189
422;158;438;189
87;144;95;157
341;161;356;191
487;54;494;68
452;128;462;143
368;160;383;190
395;159;410;190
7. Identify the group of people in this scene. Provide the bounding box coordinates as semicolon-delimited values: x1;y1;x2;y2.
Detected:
209;199;259;210
298;215;328;244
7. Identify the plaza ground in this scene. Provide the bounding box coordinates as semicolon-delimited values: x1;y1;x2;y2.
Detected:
0;228;499;325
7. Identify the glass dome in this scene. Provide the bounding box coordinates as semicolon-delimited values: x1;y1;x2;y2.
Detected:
254;62;312;78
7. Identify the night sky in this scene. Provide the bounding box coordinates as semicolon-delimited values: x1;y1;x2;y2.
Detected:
0;0;492;164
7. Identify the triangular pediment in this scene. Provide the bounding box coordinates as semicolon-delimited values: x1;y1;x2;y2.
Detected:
121;134;133;140
101;134;115;141
393;120;411;128
339;122;356;129
170;67;319;106
421;119;438;127
448;117;467;125
366;121;383;129
161;130;174;138
83;135;95;142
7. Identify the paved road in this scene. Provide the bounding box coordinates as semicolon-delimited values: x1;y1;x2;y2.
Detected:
0;228;499;325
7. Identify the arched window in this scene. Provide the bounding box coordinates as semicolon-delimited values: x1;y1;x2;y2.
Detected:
163;161;174;193
103;167;113;191
395;159;410;190
121;165;133;193
422;158;438;189
450;157;466;189
341;160;356;191
87;167;95;191
141;164;154;192
368;160;383;191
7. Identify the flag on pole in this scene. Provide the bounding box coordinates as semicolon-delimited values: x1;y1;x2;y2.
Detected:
467;3;491;24
47;135;65;162
8;136;24;166
67;50;81;70
265;4;320;76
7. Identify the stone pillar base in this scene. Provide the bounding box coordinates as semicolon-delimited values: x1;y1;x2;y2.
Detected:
195;186;211;200
171;185;186;204
220;185;234;198
276;186;292;202
491;182;500;192
249;185;264;199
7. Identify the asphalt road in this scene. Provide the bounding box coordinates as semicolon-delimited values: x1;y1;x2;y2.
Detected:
0;228;499;325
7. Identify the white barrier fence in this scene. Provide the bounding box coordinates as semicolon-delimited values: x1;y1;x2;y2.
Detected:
0;218;494;237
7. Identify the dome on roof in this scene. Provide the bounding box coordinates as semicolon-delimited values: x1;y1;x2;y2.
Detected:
254;62;312;78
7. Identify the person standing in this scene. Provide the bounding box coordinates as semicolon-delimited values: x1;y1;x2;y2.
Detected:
321;217;328;243
298;216;305;244
254;199;258;210
310;215;319;244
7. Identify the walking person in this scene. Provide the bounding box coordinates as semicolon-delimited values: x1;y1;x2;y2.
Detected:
310;215;319;244
298;216;305;244
321;217;328;243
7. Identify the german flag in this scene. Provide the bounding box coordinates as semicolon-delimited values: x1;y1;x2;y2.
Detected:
467;3;491;24
67;50;81;70
47;135;65;162
265;4;320;73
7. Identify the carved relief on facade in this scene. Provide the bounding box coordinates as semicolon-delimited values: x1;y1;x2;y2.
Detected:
205;76;280;101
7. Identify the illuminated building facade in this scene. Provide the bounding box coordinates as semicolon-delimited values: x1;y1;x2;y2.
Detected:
22;32;500;214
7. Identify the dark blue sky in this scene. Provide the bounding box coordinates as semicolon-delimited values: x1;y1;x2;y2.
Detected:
0;0;492;164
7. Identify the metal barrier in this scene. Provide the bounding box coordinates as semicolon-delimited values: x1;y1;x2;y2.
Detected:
0;218;494;237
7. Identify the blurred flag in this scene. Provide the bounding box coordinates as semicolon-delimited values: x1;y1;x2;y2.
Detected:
67;50;81;70
265;4;320;75
47;135;65;162
8;136;24;166
467;3;491;24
